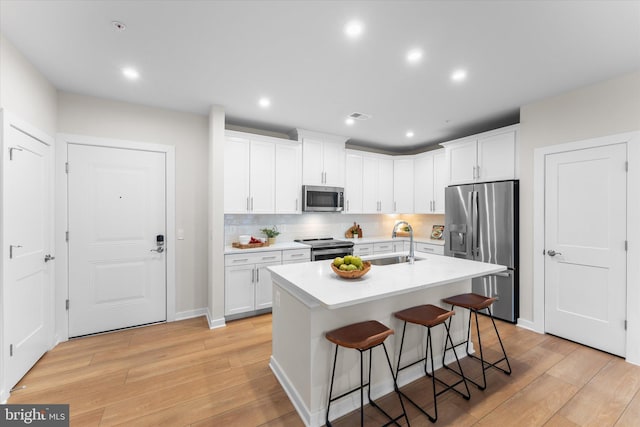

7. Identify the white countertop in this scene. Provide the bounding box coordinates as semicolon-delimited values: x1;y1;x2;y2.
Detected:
224;241;310;254
267;251;505;309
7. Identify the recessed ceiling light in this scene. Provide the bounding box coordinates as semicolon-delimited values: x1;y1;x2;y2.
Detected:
345;118;355;126
121;67;139;80
406;131;414;138
451;69;467;82
406;49;423;64
345;20;364;38
258;97;271;108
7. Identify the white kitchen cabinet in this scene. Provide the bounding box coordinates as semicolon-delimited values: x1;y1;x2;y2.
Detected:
373;241;394;254
415;241;444;255
414;149;447;214
282;248;311;264
275;142;302;213
362;154;394;213
393;240;408;252
224;136;276;213
224;251;282;316
353;243;373;257
442;125;518;185
298;130;347;187
393;157;414;213
344;150;364;213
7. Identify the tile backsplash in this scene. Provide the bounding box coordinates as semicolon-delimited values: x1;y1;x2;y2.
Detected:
224;213;445;245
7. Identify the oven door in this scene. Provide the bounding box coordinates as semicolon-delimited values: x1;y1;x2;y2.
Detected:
303;185;344;212
311;247;353;261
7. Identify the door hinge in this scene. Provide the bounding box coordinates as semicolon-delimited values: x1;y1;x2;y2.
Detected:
9;344;13;357
66;299;69;310
65;231;69;242
625;161;628;172
625;240;628;251
624;320;627;330
65;162;70;173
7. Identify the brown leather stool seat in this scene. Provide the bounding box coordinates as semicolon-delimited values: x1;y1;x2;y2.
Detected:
325;320;409;427
394;305;470;423
442;293;512;390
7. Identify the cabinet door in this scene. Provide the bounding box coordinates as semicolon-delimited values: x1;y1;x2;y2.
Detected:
373;241;394;254
393;241;406;253
322;142;345;187
362;156;379;213
432;150;447;213
302;138;325;185
378;157;394;213
275;142;302;213
393;158;414;213
255;261;279;310
477;131;516;182
224;264;255;316
353;243;373;257
224;137;251;213
345;151;363;213
414;153;434;213
249;140;276;213
447;139;477;185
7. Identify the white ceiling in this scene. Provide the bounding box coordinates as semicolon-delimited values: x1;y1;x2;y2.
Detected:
1;1;639;152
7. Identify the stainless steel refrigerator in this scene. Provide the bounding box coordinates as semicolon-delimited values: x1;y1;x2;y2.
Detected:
444;180;519;322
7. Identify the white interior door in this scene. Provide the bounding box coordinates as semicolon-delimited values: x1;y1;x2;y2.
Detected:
3;119;52;391
68;144;166;337
544;143;627;356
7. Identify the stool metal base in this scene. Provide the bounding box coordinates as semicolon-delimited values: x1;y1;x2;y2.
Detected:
326;341;410;427
443;306;512;391
395;320;470;423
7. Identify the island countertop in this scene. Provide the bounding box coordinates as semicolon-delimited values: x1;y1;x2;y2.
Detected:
267;252;506;309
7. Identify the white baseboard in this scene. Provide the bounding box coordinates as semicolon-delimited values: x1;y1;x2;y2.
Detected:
1;389;8;404
516;318;541;333
174;308;208;321
206;310;226;330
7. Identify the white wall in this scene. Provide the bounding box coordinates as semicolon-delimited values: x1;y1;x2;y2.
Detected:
518;70;640;324
0;33;58;403
57;92;210;317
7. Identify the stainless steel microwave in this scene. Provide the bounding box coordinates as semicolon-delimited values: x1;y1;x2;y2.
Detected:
302;185;344;212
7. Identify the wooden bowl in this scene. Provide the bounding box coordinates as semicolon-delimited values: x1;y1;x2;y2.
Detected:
330;261;371;279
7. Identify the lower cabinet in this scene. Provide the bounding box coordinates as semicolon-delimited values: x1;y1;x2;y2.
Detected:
353;243;373;257
225;248;310;319
415;241;444;255
224;251;282;317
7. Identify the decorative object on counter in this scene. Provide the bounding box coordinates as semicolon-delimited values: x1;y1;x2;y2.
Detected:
431;225;444;240
238;235;251;245
260;225;280;245
344;222;363;238
394;224;412;237
331;258;371;279
232;236;268;249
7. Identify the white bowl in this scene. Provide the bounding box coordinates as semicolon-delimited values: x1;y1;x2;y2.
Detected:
239;235;251;245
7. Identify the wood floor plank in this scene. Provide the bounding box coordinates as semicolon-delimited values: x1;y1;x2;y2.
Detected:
546;345;613;387
615;389;640;426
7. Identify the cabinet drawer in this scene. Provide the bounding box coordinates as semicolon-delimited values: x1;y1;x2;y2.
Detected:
225;251;282;266
373;242;394;253
415;242;444;255
353;244;373;256
282;249;311;263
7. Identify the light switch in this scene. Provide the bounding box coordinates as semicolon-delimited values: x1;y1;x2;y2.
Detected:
177;228;185;240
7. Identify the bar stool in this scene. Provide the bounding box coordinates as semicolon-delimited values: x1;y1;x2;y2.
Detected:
441;293;512;390
325;320;410;427
394;305;470;423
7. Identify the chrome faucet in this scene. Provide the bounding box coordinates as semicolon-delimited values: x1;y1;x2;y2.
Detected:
392;221;414;264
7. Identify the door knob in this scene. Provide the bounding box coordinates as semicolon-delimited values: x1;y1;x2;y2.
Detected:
44;254;55;262
150;247;165;253
547;249;562;257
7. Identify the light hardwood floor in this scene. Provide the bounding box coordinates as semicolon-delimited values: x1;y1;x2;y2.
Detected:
8;313;640;426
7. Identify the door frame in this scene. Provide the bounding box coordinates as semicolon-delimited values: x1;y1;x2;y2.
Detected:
532;131;640;365
0;109;55;403
55;133;176;342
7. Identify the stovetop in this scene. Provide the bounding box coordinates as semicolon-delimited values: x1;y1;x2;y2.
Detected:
295;238;354;248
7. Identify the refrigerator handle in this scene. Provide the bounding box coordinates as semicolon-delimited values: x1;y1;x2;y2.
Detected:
473;191;479;258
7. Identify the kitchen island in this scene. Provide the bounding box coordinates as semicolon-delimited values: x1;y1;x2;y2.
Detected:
267;252;506;427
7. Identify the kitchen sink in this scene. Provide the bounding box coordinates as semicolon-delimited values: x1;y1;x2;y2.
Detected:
367;255;424;266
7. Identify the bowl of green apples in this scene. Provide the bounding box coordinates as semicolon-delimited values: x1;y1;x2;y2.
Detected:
330;255;371;279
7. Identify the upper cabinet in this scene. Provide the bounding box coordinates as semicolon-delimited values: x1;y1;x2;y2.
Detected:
344;150;364;213
393;157;414;213
362;153;394;213
414;148;446;214
224;130;301;214
441;125;519;185
297;129;347;187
